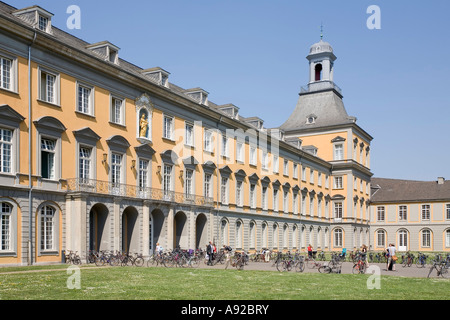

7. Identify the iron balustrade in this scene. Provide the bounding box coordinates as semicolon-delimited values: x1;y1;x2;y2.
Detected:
66;178;214;207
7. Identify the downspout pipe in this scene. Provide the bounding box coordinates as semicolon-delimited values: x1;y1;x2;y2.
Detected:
28;31;37;266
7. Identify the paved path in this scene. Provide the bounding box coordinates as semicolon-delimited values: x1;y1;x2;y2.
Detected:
199;260;440;278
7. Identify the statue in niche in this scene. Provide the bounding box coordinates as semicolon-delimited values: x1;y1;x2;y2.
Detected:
139;111;148;138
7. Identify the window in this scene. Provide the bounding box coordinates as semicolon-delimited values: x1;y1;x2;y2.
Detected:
204;173;212;198
221;135;228;157
283;191;289;212
377;230;386;247
163;115;174;140
334;176;343;189
204;130;213;152
221;177;228;204
38;15;49;32
79;147;91;182
39;69;58;104
399;205;407;221
334;202;343;219
185;169;194;197
262;186;268;210
236;221;242;249
77;83;93;115
250;184;256;209
293;163;298;179
111;153;123;186
111;96;124;125
283;160;289;176
310;169;314;184
334;144;344;160
236;181;243;207
421;204;430;220
422;230;431;248
0;202;11;251
0;129;12;173
185;122;194;147
138;159;149;189
262;151;268;170
293;193;299;214
250;146;257;166
377;206;385;222
40;205;55;251
273;189;279;212
302;167;306;182
317;172;322;186
236;142;244;162
41;138;56;179
163;164;173;193
334;229;343;247
273;155;279;173
446;204;450;220
446;230;450;248
0;56;12;90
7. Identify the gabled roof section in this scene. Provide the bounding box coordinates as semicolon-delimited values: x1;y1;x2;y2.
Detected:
371;177;450;203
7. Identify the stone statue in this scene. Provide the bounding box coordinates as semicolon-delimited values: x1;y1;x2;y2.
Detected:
140;113;148;138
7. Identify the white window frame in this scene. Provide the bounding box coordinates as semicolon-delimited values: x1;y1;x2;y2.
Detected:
204;173;212;199
0;52;17;92
38;67;60;106
221;135;228;158
334;202;343;219
185;122;194;147
236;141;244;162
283;159;289;176
273;155;279;174
163;114;174;140
78;146;92;182
0;128;13;174
138;159;150;190
204;129;213;153
334;176;343;189
40;205;55;251
236;180;243;207
421;204;431;221
262;186;268;210
377;206;385;222
399;205;407;221
185;169;194;197
0;202;12;251
40;137;56;180
110;95;125;125
446;204;450;220
220;177;229;205
250;146;257;166
250;184;256;209
334;143;344;161
76;82;94;116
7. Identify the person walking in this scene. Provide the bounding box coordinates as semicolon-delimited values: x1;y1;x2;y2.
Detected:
387;243;397;271
206;241;214;266
361;244;369;267
307;244;313;259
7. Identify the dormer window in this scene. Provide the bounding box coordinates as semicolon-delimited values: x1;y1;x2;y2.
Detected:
38;15;49;32
86;42;120;65
183;88;209;106
141;67;170;88
306;114;317;124
13;6;54;34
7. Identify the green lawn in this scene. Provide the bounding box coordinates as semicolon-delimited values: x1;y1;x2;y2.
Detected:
0;265;449;300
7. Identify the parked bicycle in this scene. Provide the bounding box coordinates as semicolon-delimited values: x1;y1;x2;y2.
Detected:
352;255;367;274
427;257;449;278
64;250;81;265
319;254;342;274
416;252;427;268
402;251;414;268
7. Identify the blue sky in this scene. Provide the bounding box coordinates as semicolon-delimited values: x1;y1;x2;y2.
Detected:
11;0;450;181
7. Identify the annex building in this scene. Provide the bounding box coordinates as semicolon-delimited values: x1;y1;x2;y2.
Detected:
0;2;448;266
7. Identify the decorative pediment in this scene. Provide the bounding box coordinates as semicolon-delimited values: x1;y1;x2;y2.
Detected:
219;165;232;176
272;179;281;188
134;144;156;159
183;156;199;169
261;176;271;185
331;136;346;143
248;173;259;183
0;104;25;127
234;169;247;180
34;116;66;135
202;161;216;173
160;150;178;165
73;127;101;146
106;135;130;153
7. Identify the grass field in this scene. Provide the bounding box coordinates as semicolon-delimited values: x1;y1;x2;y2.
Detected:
0;265;449;301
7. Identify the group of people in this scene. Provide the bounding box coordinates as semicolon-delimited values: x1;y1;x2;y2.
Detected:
385;243;397;271
206;241;233;266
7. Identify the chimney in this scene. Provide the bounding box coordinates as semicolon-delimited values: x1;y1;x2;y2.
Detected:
437;177;445;185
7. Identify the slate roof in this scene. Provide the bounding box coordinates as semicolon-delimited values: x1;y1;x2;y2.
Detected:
371;177;450;203
280;89;356;132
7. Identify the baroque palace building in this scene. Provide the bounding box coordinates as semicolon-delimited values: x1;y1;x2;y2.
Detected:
0;2;447;267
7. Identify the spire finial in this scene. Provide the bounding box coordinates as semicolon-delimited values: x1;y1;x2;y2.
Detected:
320;22;324;41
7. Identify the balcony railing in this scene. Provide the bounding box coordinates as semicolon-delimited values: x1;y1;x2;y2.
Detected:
300;80;342;95
66;178;214;207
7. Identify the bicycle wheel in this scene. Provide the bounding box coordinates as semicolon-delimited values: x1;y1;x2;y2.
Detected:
147;255;155;267
440;266;449;278
295;261;305;273
95;257;105;267
307;258;317;269
352;264;363;274
134;257;144;267
319;265;331;274
190;257;200;268
276;261;285;272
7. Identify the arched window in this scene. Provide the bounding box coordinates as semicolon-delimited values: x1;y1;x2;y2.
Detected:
261;223;268;248
249;221;255;249
446;230;450;248
40;205;56;251
315;63;323;81
376;229;386;248
236;220;242;249
334;228;343;248
421;229;431;248
221;219;229;247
